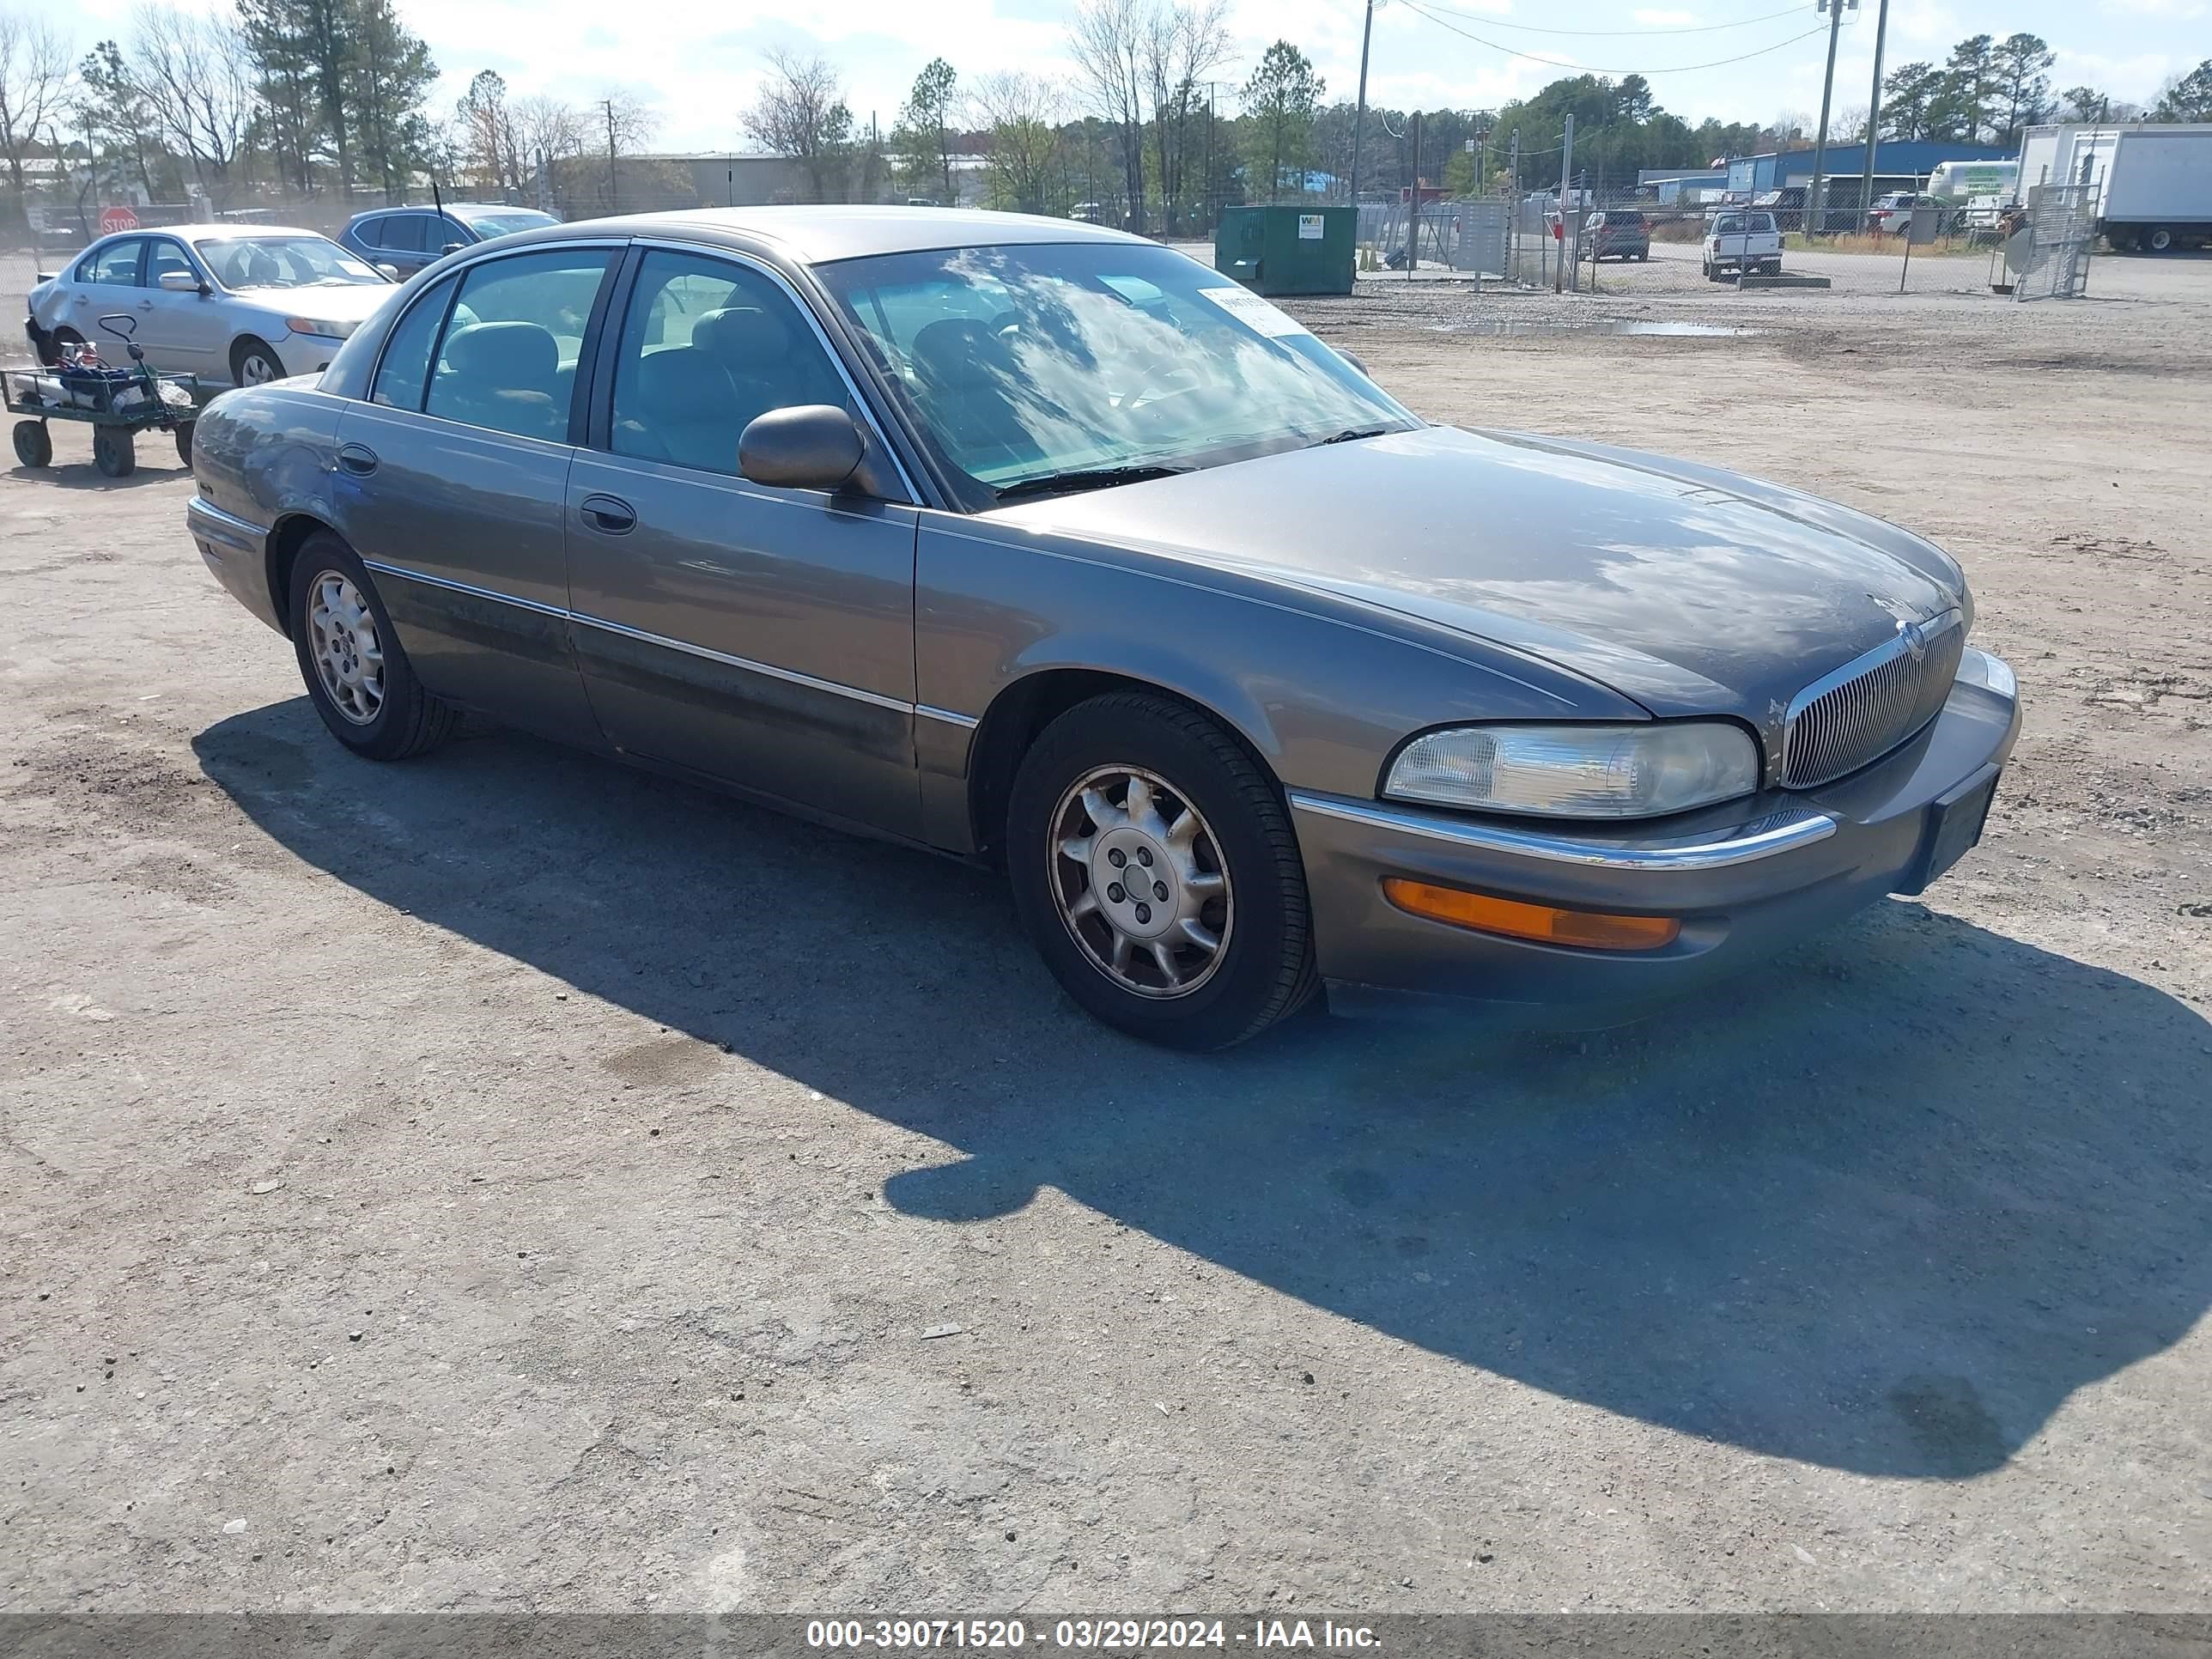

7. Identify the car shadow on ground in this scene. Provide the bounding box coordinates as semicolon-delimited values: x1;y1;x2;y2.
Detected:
194;701;2212;1481
5;459;191;489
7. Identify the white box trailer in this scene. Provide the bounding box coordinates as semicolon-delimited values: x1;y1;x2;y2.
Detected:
2016;123;2212;252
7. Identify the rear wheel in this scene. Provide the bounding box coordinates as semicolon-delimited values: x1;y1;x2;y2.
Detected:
2145;226;2174;253
1006;692;1318;1049
231;336;285;387
13;419;51;469
174;422;195;468
289;532;459;760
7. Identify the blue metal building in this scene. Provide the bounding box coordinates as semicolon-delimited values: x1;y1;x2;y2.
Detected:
1725;141;2010;192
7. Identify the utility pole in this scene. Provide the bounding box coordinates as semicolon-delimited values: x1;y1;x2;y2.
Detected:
1805;0;1851;239
1508;129;1520;280
1203;82;1216;236
1555;112;1574;293
604;99;618;212
1406;109;1421;278
1856;0;1890;228
1348;0;1376;206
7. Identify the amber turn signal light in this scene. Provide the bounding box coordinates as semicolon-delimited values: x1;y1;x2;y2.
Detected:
1381;878;1681;951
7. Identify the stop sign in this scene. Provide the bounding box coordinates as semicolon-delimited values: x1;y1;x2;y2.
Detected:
99;205;139;235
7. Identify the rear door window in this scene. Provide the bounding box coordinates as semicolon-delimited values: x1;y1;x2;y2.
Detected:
385;215;431;254
81;239;145;286
372;274;459;410
423;249;612;441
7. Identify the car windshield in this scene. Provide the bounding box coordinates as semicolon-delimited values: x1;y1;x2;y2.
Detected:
196;235;384;291
459;210;559;238
814;240;1418;505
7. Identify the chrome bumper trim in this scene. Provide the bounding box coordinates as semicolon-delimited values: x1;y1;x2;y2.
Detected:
185;495;268;555
1286;791;1838;871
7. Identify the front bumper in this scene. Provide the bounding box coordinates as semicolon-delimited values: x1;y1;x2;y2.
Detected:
1290;649;2021;1021
273;335;343;380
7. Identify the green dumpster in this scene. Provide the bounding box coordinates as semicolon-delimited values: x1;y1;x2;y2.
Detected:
1214;205;1355;297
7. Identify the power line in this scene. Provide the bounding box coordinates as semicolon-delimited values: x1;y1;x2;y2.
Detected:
1395;1;1835;76
1408;1;1806;37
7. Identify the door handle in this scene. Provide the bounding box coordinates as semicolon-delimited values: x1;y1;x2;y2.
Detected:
580;494;635;534
336;443;379;476
137;301;154;311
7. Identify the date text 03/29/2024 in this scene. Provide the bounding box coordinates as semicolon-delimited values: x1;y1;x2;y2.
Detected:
805;1620;1381;1650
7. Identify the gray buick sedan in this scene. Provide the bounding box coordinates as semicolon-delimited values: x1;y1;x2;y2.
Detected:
185;207;2021;1048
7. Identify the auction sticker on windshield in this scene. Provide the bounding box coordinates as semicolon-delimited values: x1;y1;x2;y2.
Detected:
1198;285;1309;339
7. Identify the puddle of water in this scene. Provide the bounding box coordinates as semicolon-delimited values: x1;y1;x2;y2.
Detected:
1426;319;1762;338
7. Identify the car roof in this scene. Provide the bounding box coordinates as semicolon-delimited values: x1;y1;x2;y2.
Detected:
90;222;328;243
348;203;544;221
471;204;1150;265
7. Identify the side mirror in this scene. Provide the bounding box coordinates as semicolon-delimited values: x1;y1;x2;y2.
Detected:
159;270;206;295
374;262;400;281
738;404;891;497
1337;349;1371;377
440;242;465;256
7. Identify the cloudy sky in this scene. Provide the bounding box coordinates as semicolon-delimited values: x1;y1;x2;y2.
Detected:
73;0;2206;155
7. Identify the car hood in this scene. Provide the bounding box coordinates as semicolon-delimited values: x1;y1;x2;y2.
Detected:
230;283;398;325
988;423;1966;731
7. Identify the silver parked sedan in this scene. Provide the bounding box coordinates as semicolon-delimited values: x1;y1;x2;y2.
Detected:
184;207;2020;1048
27;222;395;387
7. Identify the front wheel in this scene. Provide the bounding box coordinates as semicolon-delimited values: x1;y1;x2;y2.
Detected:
2145;226;2174;253
232;336;285;387
1006;692;1318;1049
289;532;460;760
92;427;135;477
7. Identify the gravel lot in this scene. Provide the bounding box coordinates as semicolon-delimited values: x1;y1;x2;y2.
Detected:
3;247;2209;1616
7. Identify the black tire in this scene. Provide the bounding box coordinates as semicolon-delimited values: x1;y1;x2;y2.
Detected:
92;427;135;478
288;532;460;761
174;422;195;468
231;336;285;388
13;419;51;469
2145;226;2174;254
52;325;83;362
1006;692;1319;1049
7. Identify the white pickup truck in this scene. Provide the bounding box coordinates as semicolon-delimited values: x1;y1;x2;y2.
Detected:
1703;210;1782;281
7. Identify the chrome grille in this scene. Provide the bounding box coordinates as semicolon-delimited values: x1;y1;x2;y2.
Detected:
1781;611;1965;788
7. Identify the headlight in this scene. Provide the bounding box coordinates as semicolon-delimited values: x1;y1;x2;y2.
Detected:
1384;722;1759;820
283;316;357;339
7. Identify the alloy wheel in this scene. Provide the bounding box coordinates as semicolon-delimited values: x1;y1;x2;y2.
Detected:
1048;765;1232;999
306;569;385;725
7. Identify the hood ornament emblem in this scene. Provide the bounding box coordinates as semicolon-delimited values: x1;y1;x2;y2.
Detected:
1898;618;1929;661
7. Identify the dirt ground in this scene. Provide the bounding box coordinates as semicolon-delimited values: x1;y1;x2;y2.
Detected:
3;249;2209;1616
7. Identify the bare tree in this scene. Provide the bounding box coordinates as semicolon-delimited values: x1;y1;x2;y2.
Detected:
972;71;1064;214
0;10;71;198
131;5;252;202
1144;0;1229;235
598;88;658;155
1069;0;1150;231
513;93;585;172
742;48;853;202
